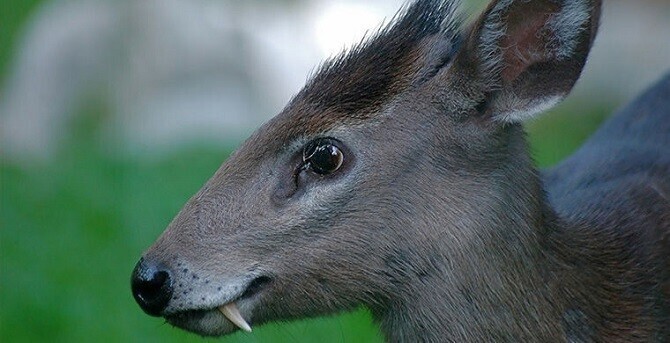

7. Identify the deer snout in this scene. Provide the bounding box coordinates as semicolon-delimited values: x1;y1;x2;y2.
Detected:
131;258;174;316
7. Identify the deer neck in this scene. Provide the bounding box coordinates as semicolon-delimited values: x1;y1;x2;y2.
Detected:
373;144;568;341
374;216;567;341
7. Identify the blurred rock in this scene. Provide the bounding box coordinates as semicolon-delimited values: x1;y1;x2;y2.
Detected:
574;0;670;103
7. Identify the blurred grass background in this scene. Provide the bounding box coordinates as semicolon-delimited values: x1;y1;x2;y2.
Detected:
0;0;626;342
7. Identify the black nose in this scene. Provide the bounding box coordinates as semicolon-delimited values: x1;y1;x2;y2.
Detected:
131;258;173;316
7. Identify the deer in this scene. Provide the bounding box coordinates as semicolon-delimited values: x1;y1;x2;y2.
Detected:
130;0;670;341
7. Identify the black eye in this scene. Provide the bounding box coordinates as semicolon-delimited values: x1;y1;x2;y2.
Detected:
302;139;344;175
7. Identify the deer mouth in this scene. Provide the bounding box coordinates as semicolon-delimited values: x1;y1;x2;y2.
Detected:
165;275;272;336
216;302;252;332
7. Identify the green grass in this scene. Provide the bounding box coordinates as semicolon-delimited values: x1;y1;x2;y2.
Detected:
0;0;43;76
0;133;384;342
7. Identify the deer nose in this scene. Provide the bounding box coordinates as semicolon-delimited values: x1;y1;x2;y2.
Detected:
131;258;173;316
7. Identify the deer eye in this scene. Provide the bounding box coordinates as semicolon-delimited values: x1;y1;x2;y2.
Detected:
302;139;344;175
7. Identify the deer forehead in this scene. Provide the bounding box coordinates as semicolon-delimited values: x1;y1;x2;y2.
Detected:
234;0;464;149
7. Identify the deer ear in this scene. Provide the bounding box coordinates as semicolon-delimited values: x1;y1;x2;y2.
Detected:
454;0;601;122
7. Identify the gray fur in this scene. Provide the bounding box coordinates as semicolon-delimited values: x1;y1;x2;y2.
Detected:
132;0;669;341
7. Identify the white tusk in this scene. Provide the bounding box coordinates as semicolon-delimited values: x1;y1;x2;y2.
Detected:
218;302;252;332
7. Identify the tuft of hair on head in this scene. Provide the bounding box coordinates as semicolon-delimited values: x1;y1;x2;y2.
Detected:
298;0;463;114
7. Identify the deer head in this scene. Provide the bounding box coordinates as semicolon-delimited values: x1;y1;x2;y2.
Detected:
131;0;601;340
